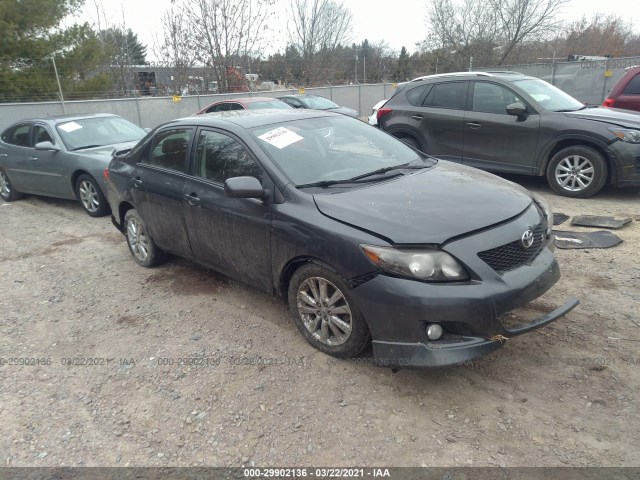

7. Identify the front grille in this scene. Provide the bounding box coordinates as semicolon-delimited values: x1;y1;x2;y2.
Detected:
478;224;546;274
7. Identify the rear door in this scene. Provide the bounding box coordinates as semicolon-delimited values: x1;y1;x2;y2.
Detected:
182;128;272;292
0;123;33;192
463;81;540;174
134;127;194;257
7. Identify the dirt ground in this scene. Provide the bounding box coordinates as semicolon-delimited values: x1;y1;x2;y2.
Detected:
0;176;639;468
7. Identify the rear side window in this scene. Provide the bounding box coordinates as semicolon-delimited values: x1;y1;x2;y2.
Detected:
143;128;192;173
1;123;31;147
425;82;468;110
405;84;430;106
206;103;230;113
623;74;640;95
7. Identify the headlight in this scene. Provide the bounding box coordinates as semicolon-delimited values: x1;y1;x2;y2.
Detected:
361;245;469;282
609;127;640;144
532;193;553;235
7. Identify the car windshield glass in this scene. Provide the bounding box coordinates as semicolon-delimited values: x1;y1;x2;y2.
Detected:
247;100;291;110
303;96;339;109
512;78;584;111
251;115;435;187
56;117;146;151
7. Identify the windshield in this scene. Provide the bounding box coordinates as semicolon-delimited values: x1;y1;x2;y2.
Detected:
302;96;339;110
251;115;435;187
56;116;146;151
247;100;291;110
513;78;584;112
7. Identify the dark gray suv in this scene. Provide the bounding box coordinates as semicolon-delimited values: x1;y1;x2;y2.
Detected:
378;71;640;198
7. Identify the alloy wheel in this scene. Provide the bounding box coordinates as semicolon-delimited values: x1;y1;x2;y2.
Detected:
78;180;100;212
296;277;353;346
127;218;149;262
554;154;594;192
0;171;10;198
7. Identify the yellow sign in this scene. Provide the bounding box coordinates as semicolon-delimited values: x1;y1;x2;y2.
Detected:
604;70;613;78
298;88;305;94
172;95;182;103
392;82;398;88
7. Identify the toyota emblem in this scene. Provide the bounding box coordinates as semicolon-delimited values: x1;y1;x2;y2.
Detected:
521;229;534;249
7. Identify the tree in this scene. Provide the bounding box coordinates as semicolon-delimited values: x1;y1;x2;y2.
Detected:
288;0;353;84
564;15;633;58
100;28;147;65
489;0;570;64
394;47;412;81
0;0;95;101
180;0;275;93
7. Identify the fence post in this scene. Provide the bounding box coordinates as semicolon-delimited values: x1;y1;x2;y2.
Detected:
358;84;361;118
329;83;333;101
51;55;66;114
133;91;143;127
196;87;202;110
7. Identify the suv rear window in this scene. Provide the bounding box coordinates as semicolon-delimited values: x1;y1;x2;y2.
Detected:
425;82;467;110
405;84;430;106
623;74;640;95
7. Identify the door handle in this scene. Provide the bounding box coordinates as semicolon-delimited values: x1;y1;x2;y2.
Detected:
29;155;38;161
0;154;7;157
132;178;142;188
184;193;201;206
466;122;482;129
411;114;423;120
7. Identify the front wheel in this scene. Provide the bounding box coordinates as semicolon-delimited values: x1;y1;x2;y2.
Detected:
124;209;165;267
75;174;109;216
546;146;607;198
0;169;22;202
287;264;370;358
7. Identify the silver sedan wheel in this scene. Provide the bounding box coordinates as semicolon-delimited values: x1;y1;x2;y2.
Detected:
78;180;100;212
127;217;149;262
0;171;10;198
554;154;594;192
296;277;352;346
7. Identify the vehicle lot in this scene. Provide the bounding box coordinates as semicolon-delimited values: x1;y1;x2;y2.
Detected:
0;177;639;467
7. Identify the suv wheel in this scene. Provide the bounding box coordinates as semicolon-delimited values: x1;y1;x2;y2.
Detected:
546;146;607;198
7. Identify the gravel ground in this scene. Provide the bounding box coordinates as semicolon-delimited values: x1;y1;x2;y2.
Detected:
0;176;639;468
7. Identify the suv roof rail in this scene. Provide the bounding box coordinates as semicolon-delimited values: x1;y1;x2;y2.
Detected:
409;71;496;82
483;70;526;75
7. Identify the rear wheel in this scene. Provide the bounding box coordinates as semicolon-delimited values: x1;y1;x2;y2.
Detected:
288;264;370;358
546;146;607;198
0;169;22;202
75;174;109;217
124;209;165;267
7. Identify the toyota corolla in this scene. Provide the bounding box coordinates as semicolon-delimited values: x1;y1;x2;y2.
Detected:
106;109;578;367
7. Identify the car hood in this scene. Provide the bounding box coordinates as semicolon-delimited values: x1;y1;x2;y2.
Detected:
564;107;640;128
74;140;140;159
313;162;533;245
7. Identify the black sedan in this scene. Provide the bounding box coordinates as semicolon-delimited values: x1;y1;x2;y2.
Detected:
277;94;359;118
106;109;578;367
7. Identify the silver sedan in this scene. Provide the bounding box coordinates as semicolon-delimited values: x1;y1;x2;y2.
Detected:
0;113;146;216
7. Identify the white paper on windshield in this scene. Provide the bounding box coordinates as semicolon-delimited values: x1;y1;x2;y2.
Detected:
58;121;83;133
258;127;303;149
530;94;551;102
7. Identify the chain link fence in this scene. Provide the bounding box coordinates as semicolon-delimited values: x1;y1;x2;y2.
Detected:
478;56;640;105
0;83;398;131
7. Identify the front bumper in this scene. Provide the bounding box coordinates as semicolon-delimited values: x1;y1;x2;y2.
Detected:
609;141;640;187
348;204;579;367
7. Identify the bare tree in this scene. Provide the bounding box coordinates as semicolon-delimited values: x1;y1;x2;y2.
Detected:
288;0;353;84
180;0;275;92
490;0;570;64
564;15;633;58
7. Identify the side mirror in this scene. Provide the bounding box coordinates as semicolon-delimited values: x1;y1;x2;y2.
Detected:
224;176;264;199
35;141;61;152
506;102;527;117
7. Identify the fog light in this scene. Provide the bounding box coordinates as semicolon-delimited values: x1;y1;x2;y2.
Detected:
427;323;443;341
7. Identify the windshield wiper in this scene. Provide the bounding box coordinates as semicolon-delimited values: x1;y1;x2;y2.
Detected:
72;144;104;151
296;162;428;189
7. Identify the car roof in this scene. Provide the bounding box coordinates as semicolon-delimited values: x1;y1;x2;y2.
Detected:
172;108;337;129
408;71;532;83
9;113;120;126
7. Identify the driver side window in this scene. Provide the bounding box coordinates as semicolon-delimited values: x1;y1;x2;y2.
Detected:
196;130;263;184
33;125;54;146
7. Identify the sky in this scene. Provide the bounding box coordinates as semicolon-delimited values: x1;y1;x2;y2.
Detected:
71;0;639;61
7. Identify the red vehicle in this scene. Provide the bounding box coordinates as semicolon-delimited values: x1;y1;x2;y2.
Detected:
603;66;640;112
196;97;291;115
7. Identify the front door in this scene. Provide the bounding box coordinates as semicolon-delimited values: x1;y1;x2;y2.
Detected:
183;128;272;292
28;124;72;197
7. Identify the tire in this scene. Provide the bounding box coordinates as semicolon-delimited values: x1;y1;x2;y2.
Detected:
124;209;165;267
399;136;420;150
0;168;23;202
546;146;607;198
287;264;370;358
75;174;110;217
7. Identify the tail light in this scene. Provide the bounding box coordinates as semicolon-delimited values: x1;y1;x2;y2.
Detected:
377;107;393;122
103;168;109;180
603;98;615;108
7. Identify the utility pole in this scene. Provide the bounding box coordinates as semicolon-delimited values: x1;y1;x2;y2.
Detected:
51;55;66;113
363;57;366;83
354;49;358;83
